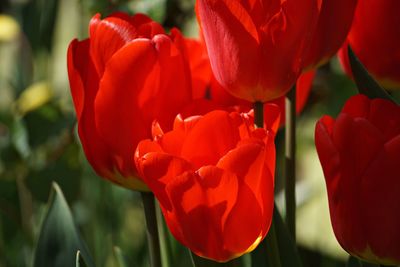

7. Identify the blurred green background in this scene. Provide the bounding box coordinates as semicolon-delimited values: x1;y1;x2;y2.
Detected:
1;1;398;266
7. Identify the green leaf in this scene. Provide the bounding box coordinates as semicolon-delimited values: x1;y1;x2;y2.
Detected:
26;142;83;203
273;207;302;267
346;256;362;267
33;182;95;267
11;118;30;159
347;46;398;104
156;203;194;267
113;247;128;267
76;251;88;267
251;237;269;267
347;256;382;267
252;205;302;267
21;0;60;52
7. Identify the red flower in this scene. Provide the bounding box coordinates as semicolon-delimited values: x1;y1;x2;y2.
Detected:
196;0;321;102
315;94;400;265
338;0;400;89
186;38;315;127
135;109;279;262
303;0;358;69
67;13;192;190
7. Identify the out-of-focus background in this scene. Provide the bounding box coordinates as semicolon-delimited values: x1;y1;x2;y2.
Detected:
1;1;397;266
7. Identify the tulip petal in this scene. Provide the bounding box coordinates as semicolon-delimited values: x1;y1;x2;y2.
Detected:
96;33;191;177
184;38;213;99
218;140;274;241
316;95;400;264
95;39;158;177
346;0;400;88
296;70;315;113
137;150;193;211
180;110;241;169
134;139;163;167
164;166;239;261
223;182;264;257
67;38;114;179
332;114;384;180
217;141;271;195
257;0;321;101
197;0;261;100
142;33;192;131
263;103;281;136
67;39;90;120
315;116;339;186
342;94;370;119
89;14;137;74
368;98;400;142
304;0;357;69
360;135;400;262
324;114;384;254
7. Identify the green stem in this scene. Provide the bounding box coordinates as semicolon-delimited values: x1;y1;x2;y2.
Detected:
265;220;282;267
191;252;241;267
252;101;282;267
141;192;162;267
254;101;264;128
285;85;296;240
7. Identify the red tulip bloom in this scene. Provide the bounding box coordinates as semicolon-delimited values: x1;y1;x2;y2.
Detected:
186;38;315;127
196;0;321;102
315;94;400;265
67;13;192;190
304;0;358;69
135;109;279;262
338;0;400;89
185;38;214;99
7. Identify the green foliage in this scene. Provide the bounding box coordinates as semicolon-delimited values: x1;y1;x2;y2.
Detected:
76;251;90;267
112;247;128;267
33;183;95;267
346;256;362;267
251;206;302;267
20;0;61;52
347;46;398;104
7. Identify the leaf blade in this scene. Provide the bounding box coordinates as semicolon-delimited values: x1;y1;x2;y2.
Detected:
33;182;95;267
347;46;398;104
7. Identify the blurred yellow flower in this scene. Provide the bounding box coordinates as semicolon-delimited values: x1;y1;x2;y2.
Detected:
15;81;52;115
0;14;20;41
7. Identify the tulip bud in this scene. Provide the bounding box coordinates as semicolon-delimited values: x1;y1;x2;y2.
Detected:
315;94;400;265
304;0;358;69
67;13;192;190
196;0;321;102
339;0;400;89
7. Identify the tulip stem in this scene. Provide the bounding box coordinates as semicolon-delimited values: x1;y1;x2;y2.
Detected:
191;252;241;267
254;101;282;267
285;85;296;240
254;101;264;128
141;192;162;267
265;219;282;267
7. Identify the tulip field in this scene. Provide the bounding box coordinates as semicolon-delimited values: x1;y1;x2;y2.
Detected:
0;0;399;267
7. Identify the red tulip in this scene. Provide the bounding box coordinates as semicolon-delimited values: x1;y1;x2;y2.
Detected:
135;109;279;262
67;13;192;190
315;94;400;265
185;38;214;99
196;0;321;102
303;0;357;69
338;0;400;89
186;38;315;127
